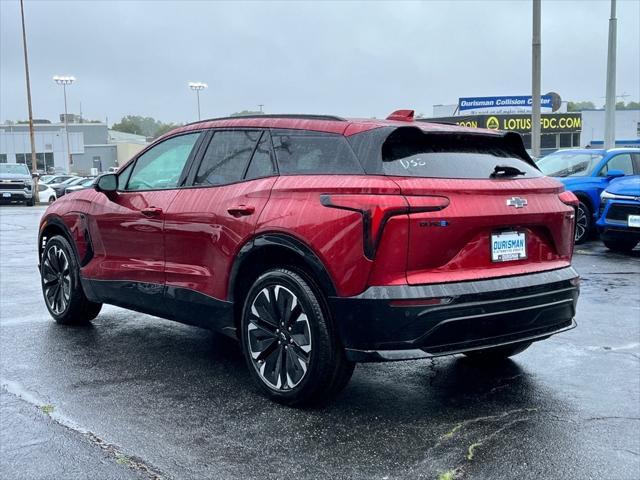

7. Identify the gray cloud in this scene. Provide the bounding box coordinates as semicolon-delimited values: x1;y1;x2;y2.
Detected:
1;0;638;125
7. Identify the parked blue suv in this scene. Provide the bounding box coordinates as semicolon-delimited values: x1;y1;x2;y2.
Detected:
536;148;640;243
596;175;640;252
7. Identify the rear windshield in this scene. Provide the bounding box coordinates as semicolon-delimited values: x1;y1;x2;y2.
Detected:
381;129;541;179
271;130;364;175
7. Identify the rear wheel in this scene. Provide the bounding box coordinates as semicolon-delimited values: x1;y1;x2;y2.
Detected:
25;197;35;207
41;235;102;325
48;196;56;204
463;341;531;361
603;238;638;252
240;268;354;406
574;201;591;244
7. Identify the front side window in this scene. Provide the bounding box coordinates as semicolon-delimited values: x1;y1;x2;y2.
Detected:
599;154;634;176
271;130;364;175
126;133;200;191
194;130;261;186
536;151;603;177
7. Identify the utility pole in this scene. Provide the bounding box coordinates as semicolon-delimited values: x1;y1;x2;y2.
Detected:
531;0;541;158
258;104;264;113
19;0;39;202
189;82;208;121
604;0;617;149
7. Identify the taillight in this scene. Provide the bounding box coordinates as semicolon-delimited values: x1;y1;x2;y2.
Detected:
320;194;449;259
559;190;579;207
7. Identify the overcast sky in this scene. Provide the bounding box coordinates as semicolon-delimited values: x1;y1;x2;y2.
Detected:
1;0;639;125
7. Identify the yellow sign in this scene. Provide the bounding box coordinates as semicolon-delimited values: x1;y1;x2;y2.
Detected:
486;116;500;130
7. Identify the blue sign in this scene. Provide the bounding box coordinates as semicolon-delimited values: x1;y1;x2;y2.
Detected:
459;95;554;112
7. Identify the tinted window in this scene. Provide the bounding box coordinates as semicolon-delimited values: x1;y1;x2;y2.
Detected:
381;129;541;179
194;131;260;186
126;133;200;191
245;132;276;180
271;130;363;175
537;151;603;177
600;154;634;176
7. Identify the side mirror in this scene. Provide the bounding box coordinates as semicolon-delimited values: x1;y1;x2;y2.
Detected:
95;173;117;193
606;169;625;179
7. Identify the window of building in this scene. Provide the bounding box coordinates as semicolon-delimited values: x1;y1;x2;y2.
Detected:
194;130;261;186
0;154;6;163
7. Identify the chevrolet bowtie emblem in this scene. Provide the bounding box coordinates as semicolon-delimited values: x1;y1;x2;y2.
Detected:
506;197;528;208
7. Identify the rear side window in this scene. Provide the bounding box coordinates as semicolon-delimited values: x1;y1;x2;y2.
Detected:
381;128;541;179
194;130;261;186
271;130;364;175
245;132;276;180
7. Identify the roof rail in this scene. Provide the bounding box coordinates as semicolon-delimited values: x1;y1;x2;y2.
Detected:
416;119;458;126
186;113;346;126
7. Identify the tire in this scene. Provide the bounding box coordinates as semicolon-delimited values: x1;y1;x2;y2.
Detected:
26;197;35;207
49;196;56;204
463;341;532;361
240;268;354;406
603;238;638;252
41;235;102;325
574;201;591;244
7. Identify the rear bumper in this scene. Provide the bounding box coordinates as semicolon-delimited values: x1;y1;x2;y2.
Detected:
329;267;579;362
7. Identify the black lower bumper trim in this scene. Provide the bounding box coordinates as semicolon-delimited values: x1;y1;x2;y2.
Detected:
329;267;579;357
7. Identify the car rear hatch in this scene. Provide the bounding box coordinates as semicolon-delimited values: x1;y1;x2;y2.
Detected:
365;127;577;285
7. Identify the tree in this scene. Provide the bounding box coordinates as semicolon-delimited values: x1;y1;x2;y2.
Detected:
615;101;640;110
229;110;264;117
567;101;595;112
111;115;180;138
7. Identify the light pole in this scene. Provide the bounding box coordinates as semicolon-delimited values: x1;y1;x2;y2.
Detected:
604;0;617;149
531;0;542;158
53;75;75;172
188;82;208;120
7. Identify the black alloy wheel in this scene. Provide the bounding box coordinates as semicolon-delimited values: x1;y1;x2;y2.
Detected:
241;268;354;406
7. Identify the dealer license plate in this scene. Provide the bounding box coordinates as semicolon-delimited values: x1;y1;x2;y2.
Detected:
2;193;10;198
491;231;527;262
628;215;640;228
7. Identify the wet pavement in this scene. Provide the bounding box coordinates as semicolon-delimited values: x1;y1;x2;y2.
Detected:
1;205;639;480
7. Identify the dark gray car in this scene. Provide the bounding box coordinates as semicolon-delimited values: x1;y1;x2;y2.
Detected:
0;163;35;206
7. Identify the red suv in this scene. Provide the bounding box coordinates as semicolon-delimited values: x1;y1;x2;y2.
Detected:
38;111;580;405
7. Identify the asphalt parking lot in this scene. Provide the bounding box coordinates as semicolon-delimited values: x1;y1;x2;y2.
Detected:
1;205;639;480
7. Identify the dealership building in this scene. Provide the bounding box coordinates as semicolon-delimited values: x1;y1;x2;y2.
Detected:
0;119;148;175
429;95;639;154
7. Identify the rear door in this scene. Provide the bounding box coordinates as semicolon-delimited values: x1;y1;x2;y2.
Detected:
85;132;203;314
163;129;277;330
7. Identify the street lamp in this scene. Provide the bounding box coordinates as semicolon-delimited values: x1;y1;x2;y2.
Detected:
53;75;75;173
188;82;207;120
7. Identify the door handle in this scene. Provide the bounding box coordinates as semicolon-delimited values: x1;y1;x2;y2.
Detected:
141;207;163;217
227;205;255;217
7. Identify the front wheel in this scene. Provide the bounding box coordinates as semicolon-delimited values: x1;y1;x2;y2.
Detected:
41;235;102;325
574;201;592;244
463;341;532;361
25;197;35;206
603;238;638;252
240;268;354;406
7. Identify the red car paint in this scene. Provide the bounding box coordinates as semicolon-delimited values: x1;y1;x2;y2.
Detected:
39;114;577;328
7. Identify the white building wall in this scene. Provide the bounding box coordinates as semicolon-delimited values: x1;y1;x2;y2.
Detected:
0;130;84;172
581;110;640;146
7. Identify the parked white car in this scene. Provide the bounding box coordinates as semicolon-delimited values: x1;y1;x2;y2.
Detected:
38;183;57;204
